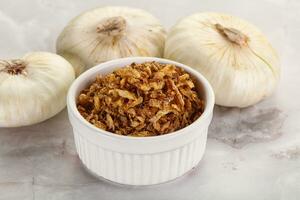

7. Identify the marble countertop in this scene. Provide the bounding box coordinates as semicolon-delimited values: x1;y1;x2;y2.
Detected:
1;0;300;199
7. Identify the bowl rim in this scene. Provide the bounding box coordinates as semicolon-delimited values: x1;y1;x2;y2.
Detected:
67;57;215;141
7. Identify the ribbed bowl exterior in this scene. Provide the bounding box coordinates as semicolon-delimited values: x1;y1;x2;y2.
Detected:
73;128;208;185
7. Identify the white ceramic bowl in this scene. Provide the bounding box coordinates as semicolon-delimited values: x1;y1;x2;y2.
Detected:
67;57;215;185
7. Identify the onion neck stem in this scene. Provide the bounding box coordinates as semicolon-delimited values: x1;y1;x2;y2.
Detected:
0;59;27;76
215;23;249;46
96;16;127;37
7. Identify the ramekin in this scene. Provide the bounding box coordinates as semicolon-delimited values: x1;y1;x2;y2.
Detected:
67;57;215;185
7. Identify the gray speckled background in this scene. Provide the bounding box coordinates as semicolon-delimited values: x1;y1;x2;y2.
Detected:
1;0;300;199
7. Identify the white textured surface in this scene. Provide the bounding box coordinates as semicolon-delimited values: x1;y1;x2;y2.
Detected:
0;0;300;199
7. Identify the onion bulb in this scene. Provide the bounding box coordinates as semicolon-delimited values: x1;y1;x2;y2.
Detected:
0;52;75;127
57;6;166;76
164;12;280;107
